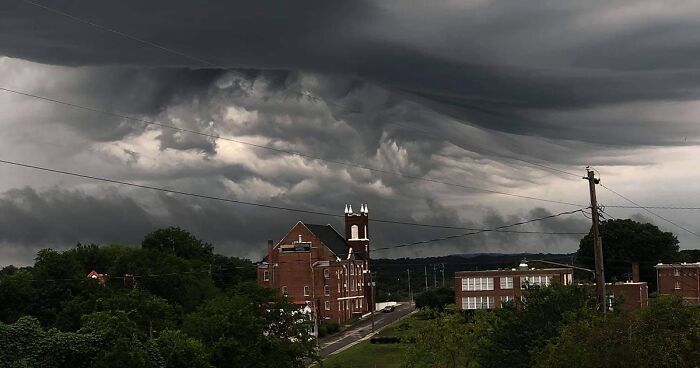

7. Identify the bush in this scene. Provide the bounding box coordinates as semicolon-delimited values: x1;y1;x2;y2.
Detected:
370;336;401;344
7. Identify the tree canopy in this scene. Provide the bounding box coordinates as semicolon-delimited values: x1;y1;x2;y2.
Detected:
577;219;679;284
0;227;316;368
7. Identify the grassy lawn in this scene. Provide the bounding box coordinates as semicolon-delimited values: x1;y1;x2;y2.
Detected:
318;315;428;368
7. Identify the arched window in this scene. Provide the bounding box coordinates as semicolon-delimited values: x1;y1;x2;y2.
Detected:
351;225;359;239
364;225;368;239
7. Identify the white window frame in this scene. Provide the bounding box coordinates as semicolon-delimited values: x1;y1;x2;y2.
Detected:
675;268;681;277
282;286;288;297
351;225;359;240
325;285;331;296
304;285;310;296
461;277;494;291
675;280;681;289
500;276;513;289
263;270;269;281
462;296;495;310
324;269;330;279
325;301;331;310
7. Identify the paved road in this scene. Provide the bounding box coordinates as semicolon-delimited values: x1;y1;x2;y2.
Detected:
319;303;414;357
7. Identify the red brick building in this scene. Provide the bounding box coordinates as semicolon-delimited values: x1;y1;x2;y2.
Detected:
602;282;648;311
454;262;573;310
655;262;700;305
257;204;372;328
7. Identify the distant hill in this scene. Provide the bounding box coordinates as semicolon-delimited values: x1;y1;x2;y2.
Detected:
371;253;575;302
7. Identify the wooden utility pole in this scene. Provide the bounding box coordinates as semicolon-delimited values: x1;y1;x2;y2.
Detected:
407;268;412;304
441;263;445;287
585;167;606;313
370;270;375;331
424;265;428;290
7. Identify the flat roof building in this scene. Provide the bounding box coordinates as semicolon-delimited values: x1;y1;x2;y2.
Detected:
454;262;573;310
655;262;700;305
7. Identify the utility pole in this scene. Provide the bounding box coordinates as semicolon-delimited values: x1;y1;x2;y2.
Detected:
407;268;412;304
585;167;606;313
370;270;376;331
424;265;428;291
441;263;445;287
433;264;437;288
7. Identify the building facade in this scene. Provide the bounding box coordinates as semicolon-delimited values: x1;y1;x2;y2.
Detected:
655;262;700;305
603;282;648;311
257;204;372;327
454;263;573;310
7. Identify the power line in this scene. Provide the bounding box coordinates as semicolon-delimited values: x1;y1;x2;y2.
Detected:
0;86;586;207
0;158;587;235
392;121;582;179
600;183;700;239
16;1;700;214
372;208;587;252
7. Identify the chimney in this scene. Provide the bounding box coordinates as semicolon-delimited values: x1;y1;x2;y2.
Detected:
632;261;640;283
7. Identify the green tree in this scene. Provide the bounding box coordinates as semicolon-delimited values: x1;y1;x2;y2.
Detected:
79;311;154;368
577;219;679;284
414;287;454;312
153;330;212;368
0;316;101;368
0;268;33;323
183;285;317;368
209;254;256;291
107;247;217;312
472;283;596;368
142;227;213;261
535;295;700;368
403;313;474;368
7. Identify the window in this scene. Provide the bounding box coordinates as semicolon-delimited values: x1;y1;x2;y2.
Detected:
351;225;359;239
500;276;513;289
364;225;367;239
304;286;310;296
500;295;513;307
461;277;494;291
325;285;331;296
675;268;681;277
521;275;552;288
462;296;495;310
282;286;288;297
359;299;363;308
324;269;330;279
675;280;681;289
263;270;269;281
350;266;355;275
325;301;331;310
338;282;341;292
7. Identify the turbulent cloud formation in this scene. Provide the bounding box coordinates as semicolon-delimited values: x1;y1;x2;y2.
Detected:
1;1;699;265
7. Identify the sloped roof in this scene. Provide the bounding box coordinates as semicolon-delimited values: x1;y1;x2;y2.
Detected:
305;223;361;259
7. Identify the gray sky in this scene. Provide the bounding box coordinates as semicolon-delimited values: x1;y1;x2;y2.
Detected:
1;0;699;265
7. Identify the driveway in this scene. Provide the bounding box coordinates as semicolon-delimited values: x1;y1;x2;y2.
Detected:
319;303;414;357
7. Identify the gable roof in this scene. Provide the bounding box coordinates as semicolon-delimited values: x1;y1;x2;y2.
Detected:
305;223;361;259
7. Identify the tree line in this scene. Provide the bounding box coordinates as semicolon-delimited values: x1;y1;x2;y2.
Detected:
0;227;317;368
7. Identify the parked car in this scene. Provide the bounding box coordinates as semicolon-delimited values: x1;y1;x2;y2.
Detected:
381;305;395;313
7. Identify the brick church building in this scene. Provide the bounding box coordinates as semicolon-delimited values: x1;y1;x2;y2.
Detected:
257;204;372;327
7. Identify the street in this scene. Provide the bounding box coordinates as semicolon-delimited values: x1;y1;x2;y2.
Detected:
319;303;414;357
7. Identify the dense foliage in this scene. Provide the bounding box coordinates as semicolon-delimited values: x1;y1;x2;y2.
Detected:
0;227;316;368
402;284;700;368
414;287;454;311
577;219;679;284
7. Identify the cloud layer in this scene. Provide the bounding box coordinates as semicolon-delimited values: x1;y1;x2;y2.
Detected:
1;1;700;264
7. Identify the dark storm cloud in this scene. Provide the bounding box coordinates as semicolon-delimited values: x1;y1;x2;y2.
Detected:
3;1;700;146
0;185;590;263
0;186;155;245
